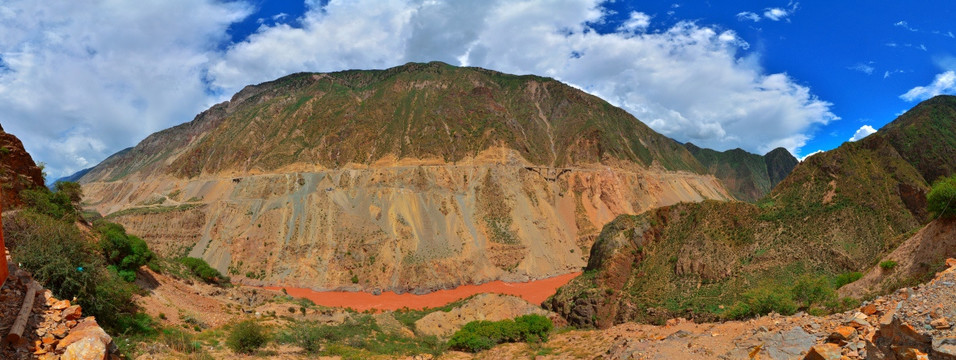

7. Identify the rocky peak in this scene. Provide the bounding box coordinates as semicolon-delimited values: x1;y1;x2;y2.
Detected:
0;124;45;208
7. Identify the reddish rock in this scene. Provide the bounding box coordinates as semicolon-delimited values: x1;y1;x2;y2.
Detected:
57;318;112;353
51;299;71;310
931;318;951;330
894;347;930;360
828;326;858;343
804;343;843;360
0;126;45;209
862;304;879;316
946;258;956;268
63;305;82;321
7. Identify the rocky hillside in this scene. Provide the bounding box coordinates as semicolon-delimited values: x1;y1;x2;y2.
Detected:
0;123;45;208
683;143;797;202
78;62;734;293
546;95;956;328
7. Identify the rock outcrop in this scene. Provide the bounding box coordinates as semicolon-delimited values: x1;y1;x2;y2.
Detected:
683;143;798;202
0;123;45;208
414;294;557;338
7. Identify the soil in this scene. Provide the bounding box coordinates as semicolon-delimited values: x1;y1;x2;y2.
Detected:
264;272;581;312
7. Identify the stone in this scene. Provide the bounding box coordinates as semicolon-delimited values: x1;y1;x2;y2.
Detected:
946;258;956;268
894;347;929;360
60;337;107;360
931;318;951;329
761;327;816;359
847;312;870;328
63;305;82;320
57;318;112;352
862;304;879;316
828;326;858;343
803;343;843;360
51;299;71;310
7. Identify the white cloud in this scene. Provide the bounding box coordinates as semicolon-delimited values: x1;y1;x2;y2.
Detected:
799;149;823;162
736;11;761;22
849;125;877;142
618;11;651;33
849;62;875;75
0;0;251;179
2;0;837;178
895;20;918;32
763;8;789;21
900;71;956;102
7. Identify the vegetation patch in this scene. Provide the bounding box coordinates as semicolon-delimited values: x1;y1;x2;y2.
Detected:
447;314;553;353
227;320;270;354
928;174;956;218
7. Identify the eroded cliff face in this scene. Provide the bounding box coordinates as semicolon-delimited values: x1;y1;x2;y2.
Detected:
84;148;731;292
0;124;45;208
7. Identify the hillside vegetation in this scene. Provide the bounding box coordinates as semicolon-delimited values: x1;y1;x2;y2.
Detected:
546;95;956;328
79;61;705;183
683;143;797;202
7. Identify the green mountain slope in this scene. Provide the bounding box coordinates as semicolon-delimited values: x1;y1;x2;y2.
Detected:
546;95;956;328
81;62;705;183
682;144;797;202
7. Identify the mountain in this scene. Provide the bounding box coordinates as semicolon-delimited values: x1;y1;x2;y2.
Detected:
78;62;733;293
52;166;95;187
545;95;956;328
682;144;797;202
0;123;45;208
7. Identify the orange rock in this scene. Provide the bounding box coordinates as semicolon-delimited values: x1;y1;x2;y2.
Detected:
51;299;71;310
60;337;107;360
827;326;858;343
62;305;82;320
42;336;57;345
51;324;70;338
56;317;112;352
895;347;929;360
804;343;843;360
861;304;878;316
946;258;956;268
931;317;950;329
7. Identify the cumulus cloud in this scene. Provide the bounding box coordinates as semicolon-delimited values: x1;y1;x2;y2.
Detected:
618;11;651;32
0;0;250;179
763;8;789;21
849;125;877;142
2;0;837;178
736;11;761;22
799;149;823;162
900;71;956;102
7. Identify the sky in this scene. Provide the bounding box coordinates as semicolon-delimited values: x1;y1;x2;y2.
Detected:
1;1;954;180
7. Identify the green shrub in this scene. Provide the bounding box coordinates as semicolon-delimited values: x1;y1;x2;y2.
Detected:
180;257;228;284
928;175;956;218
227;320;269;354
880;260;898;270
791;275;836;308
5;210;145;334
833;272;863;289
161;328;202;354
726;287;797;319
19;187;78;221
447;314;553;352
95;220;155;282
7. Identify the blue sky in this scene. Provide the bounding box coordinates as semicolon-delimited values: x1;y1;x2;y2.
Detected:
1;0;954;179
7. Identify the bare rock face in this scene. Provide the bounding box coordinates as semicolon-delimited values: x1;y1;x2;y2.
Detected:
414;294;556;338
0;124;45;208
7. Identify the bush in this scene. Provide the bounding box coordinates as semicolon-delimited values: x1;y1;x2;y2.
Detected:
95;220;155;282
19;187;78;221
4;211;144;333
928;175;956;218
726;287;797;319
833;272;863;289
180;257;228;284
880;260;898;270
447;314;553;352
227;320;269;354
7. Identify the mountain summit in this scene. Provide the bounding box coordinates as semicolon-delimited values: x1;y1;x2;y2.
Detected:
78;63;732;292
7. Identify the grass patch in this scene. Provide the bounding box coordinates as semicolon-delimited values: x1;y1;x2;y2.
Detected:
447;314;553;353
